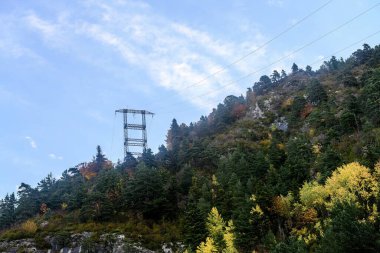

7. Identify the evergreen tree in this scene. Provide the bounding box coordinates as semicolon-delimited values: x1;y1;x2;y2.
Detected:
307;79;327;105
317;202;380;253
80;191;111;222
268;141;286;169
37;173;57;208
271;237;307;253
178;164;193;195
124;164;168;219
140;148;156;168
324;56;340;71
315;147;342;183
281;69;287;79
278;136;313;193
94;145;108;172
352;44;373;65
291;63;299;73
360;69;380;126
289;96;307;127
155;144;170;168
183;201;207;250
123;152;138;170
305;65;313;75
16;183;39;220
271;70;281;83
260;75;272;85
231;191;264;252
0;193;16;229
166;118;181;152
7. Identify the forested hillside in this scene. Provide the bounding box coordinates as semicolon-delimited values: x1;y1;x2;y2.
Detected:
1;44;380;252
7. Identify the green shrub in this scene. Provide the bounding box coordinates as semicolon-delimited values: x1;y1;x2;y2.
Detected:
81;236;97;253
0;229;28;241
54;231;71;248
34;234;50;249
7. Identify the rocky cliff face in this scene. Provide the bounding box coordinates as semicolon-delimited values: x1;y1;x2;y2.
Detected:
0;233;182;253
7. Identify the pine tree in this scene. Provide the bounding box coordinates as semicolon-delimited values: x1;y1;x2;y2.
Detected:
291;63;299;73
94;145;107;172
317;202;379;253
271;70;281;83
123;152;138;170
184;201;207;250
16;183;39;220
281;69;287;78
0;193;16;229
307;79;327;105
140;148;156;168
166;118;181;151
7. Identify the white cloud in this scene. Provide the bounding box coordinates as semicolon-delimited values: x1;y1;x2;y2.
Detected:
80;23;139;64
25;13;57;38
15;1;268;110
87;2;266;109
24;12;68;47
171;23;234;58
49;153;63;160
25;136;37;149
0;14;45;62
74;9;250;110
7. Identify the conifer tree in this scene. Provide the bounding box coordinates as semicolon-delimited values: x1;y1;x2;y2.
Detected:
281;69;287;78
291;63;299;73
307;79;327;105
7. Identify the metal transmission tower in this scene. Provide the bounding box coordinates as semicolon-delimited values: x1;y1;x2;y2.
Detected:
115;108;154;159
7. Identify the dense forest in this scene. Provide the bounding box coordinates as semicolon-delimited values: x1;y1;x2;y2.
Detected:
1;43;380;252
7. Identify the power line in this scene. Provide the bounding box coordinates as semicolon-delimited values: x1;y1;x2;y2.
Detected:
178;0;335;91
146;0;334;109
156;29;380;116
154;2;380;113
308;29;380;68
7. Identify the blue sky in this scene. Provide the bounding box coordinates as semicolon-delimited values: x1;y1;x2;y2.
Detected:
0;0;379;198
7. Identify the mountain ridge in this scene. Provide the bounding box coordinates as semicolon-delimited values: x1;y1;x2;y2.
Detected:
1;43;380;252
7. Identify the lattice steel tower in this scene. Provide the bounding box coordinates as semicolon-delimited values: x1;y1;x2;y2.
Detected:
115;108;154;159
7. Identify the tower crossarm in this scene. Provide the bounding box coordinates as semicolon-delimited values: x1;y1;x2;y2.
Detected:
125;124;146;130
126;138;145;142
125;143;145;147
115;109;154;116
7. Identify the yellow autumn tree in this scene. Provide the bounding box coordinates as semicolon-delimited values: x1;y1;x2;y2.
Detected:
223;220;237;253
294;162;380;245
299;181;328;209
373;160;380;179
206;207;225;250
196;237;218;253
299;162;379;212
196;207;238;253
325;162;378;208
273;193;294;219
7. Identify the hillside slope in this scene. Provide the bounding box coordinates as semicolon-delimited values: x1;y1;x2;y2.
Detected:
1;43;380;252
